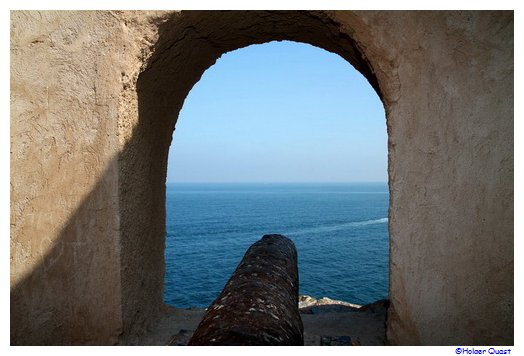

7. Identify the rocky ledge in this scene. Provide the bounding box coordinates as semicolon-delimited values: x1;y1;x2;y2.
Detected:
298;295;389;345
299;295;362;310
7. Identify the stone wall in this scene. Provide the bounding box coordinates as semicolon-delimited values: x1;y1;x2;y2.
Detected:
10;10;513;345
10;11;125;344
350;11;514;345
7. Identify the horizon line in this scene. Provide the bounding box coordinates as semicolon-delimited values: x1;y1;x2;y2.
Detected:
166;181;388;184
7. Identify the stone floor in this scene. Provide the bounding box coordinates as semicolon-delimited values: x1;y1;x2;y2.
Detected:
125;299;388;346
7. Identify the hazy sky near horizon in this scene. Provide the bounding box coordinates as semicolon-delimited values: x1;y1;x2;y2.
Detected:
167;41;387;183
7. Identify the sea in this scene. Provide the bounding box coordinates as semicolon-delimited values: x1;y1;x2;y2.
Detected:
164;182;389;308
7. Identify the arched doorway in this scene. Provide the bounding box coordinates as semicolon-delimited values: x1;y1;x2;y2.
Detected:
119;10;395;340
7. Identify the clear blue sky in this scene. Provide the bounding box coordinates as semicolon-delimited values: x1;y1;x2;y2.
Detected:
167;40;387;183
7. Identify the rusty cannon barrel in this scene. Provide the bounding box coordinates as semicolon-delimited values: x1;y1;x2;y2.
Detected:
188;234;304;345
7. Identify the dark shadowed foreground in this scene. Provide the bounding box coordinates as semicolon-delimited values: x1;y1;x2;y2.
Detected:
123;298;388;346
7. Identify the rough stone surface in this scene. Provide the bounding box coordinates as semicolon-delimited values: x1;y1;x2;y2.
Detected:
10;11;126;345
188;235;304;346
299;295;363;310
10;10;513;345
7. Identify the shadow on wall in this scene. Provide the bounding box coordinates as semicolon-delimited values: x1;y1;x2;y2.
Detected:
10;158;123;345
10;76;175;344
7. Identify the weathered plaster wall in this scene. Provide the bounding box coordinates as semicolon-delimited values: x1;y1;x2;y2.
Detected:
343;11;514;345
10;10;171;344
10;10;513;345
10;11;126;344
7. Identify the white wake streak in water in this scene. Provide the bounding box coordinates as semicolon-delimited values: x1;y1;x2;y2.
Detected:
285;218;388;236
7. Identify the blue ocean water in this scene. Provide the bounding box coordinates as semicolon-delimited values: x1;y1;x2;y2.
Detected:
164;183;389;308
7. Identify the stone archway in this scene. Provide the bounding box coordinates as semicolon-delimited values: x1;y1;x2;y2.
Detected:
10;10;513;345
118;10;396;342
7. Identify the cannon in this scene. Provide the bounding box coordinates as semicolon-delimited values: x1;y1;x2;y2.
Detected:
188;234;304;345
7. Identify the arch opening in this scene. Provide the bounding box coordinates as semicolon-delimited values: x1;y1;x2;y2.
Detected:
121;10;392;338
162;40;389;311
